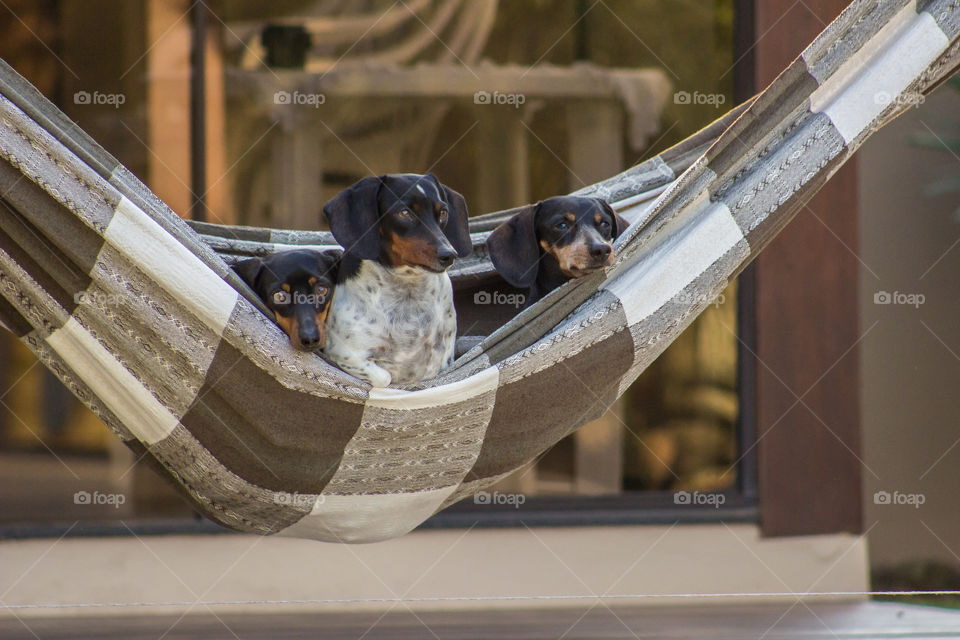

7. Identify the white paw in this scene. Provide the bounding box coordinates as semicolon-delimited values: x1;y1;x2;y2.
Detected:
366;366;393;388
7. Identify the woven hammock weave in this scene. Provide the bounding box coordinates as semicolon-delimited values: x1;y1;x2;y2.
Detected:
1;0;958;543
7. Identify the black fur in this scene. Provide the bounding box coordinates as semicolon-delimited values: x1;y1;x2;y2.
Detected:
323;173;472;273
488;195;628;306
233;249;340;351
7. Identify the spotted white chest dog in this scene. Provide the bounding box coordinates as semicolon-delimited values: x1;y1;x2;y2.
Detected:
322;173;472;388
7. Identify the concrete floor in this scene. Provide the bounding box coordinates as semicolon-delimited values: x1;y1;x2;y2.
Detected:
3;601;960;639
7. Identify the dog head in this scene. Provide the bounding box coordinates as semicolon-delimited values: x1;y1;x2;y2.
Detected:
323;173;472;272
487;196;627;289
233;249;340;351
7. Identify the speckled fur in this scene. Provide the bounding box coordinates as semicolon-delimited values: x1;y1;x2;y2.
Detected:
324;260;456;387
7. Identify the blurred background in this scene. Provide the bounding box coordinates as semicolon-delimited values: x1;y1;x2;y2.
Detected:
0;0;958;601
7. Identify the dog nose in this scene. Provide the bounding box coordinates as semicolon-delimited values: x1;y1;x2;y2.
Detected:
299;326;321;349
436;248;457;268
590;244;612;260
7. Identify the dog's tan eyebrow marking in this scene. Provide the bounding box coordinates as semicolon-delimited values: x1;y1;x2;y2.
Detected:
565;213;576;222
308;276;318;286
595;213;602;224
281;283;291;292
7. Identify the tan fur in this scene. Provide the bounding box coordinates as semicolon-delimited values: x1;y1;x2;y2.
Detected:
273;313;299;347
386;233;437;269
541;231;614;277
314;308;329;348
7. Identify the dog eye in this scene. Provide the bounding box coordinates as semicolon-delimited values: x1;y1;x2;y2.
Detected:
600;220;610;228
437;208;448;224
555;221;569;231
397;209;413;220
272;291;291;305
315;285;329;299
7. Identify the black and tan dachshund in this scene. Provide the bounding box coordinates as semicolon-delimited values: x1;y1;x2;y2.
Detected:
487;195;629;307
321;173;472;387
233;249;340;351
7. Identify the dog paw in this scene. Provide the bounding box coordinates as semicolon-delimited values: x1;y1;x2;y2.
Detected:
366;366;392;388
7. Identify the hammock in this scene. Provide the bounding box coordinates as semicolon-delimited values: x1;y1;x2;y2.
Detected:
1;0;958;543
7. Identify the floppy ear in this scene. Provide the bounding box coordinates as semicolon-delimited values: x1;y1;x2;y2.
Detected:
487;204;540;289
322;176;383;260
427;174;473;257
232;257;264;291
597;199;630;238
319;249;342;279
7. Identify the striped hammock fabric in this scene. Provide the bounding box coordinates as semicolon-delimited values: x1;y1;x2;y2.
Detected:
1;0;958;543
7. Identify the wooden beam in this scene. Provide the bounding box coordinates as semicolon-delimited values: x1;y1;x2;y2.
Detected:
146;0;192;218
225;64;671;102
744;0;863;536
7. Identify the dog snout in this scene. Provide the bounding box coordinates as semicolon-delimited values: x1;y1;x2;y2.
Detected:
436;246;458;269
589;244;612;261
298;325;322;350
295;307;324;350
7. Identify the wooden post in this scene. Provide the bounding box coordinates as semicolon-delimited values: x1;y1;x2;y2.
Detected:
566;100;623;190
475;109;530;212
567;99;626;495
742;0;863;536
270;113;323;229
